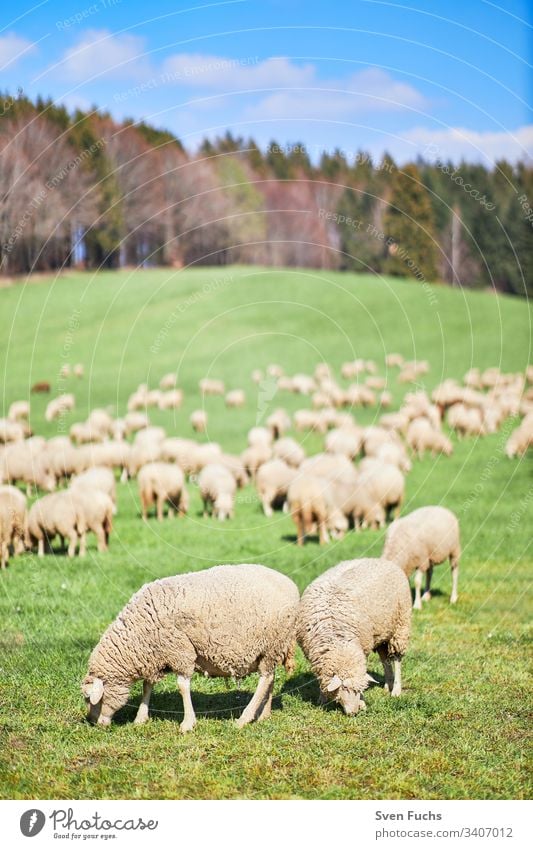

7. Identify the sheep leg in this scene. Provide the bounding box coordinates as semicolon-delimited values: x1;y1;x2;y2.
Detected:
120;467;128;483
257;679;274;721
413;569;423;610
377;645;394;693
96;526;107;552
156;495;165;522
177;675;196;733
79;532;87;557
422;566;433;602
67;532;78;558
37;537;45;557
450;556;459;604
141;494;148;521
236;671;274;728
262;499;273;518
295;511;305;546
1;542;8;569
134;681;152;725
318;519;329;545
391;657;402;697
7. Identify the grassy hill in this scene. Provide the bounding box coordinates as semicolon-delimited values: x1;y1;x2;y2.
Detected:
0;267;531;799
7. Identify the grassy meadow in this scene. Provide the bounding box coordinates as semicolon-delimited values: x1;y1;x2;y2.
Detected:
0;266;531;799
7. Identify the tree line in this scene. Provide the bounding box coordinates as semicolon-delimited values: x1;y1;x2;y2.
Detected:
1;93;531;296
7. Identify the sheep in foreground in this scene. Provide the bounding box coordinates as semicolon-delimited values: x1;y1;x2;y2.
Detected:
383;506;461;609
82;563;299;731
71;489;114;554
138;462;188;521
27;491;86;557
198;464;236;520
298;558;411;714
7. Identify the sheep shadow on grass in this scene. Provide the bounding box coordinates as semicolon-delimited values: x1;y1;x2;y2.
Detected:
114;683;285;726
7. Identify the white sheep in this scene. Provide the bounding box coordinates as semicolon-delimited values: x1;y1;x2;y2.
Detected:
383;506;461;609
271;437;305;468
198;463;236;520
138;462;188;521
71;489;114;553
70;466;117;510
298;558;411;714
8;401;30;422
82;563;299;731
190;410;208;433
27;491;86;557
225;389;246;408
256;459;295;516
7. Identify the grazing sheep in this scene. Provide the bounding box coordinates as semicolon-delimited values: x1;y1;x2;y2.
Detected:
70;467;117;509
87;409;114;437
351;463;405;529
71;489;114;554
0;441;56;494
385;353;404;368
225;389;245;408
0;419;26;443
31;381;51;394
69;422;106;445
124;411;150;435
301;452;355;484
374;442;412;473
288;474;347;545
506;416;533;458
190;410;207;433
298;558;411;714
256;459;295;516
383;506;461;609
247;426;273;448
199;378;225;396
325;427;362;460
217;453;249;488
198;464;236;520
138;462;188;521
241;443;272;480
82;563;299;730
406;418;453;458
272;437;305;468
27;491;86;557
73;364;84;379
45;393;75;422
0;487;27;567
8;401;30;421
158;390;183;410
447;404;485;438
293;409;327;434
159;373;177;390
266;409;291;439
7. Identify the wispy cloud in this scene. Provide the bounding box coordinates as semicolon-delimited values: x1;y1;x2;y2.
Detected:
0;33;37;70
160;54;315;89
401;125;533;164
52;29;150;82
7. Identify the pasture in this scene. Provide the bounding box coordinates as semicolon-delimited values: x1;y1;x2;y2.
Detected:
0;266;531;800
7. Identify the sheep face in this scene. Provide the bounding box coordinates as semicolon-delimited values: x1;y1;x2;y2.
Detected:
82;675;129;726
324;675;364;716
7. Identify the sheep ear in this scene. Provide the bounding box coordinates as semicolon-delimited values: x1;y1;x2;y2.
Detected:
366;674;378;684
326;675;342;692
89;678;104;705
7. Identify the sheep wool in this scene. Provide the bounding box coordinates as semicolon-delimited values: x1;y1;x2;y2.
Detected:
82;563;299;731
298;558;411;715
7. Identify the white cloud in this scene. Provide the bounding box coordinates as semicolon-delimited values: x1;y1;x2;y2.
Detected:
400;125;533;164
245;67;428;120
0;33;36;69
58;30;150;82
161;54;314;89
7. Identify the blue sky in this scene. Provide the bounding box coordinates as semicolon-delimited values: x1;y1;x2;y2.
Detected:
1;0;531;163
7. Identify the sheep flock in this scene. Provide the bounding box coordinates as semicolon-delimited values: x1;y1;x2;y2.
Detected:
1;354;532;727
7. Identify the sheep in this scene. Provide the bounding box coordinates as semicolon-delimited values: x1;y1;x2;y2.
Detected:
301;452;355;484
87;409;114;437
45;393;75;422
293;409;327;434
344;384;376;407
241;443;272;480
225;389;246;408
325;426;362;460
159;373;177;390
374;442;412;473
31;381;51;394
69;422;106;445
0;419;26;443
266;408;291;439
8;401;30;421
199;378;225;396
158;390;183;410
247;426;273;448
198;464;236;520
298;558;411;714
350;463;405;529
447;404;486;438
190;410;207;433
70;467;117;509
505;416;533;458
0;487;27;567
82;563;299;730
73;363;84;379
216;453;249;488
0;441;56;494
287;474;348;545
251;369;263;384
256;459;295;516
385;353;404;368
383;506;461;609
27;491;86;557
406;418;453;458
379;390;393;408
272;436;305;468
59;364;71;379
267;363;284;378
138;462;188;521
124;411;149;435
71;489;114;554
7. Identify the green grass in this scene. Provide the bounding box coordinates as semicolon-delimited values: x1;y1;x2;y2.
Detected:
0;267;532;799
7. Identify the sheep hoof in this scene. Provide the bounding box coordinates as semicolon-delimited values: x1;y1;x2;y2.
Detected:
422;591;431;602
450;595;458;604
179;719;196;734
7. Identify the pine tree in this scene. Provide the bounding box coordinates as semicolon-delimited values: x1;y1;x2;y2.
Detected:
383;163;439;280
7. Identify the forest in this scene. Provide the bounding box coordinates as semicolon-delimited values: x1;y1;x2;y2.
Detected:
1;93;531;296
